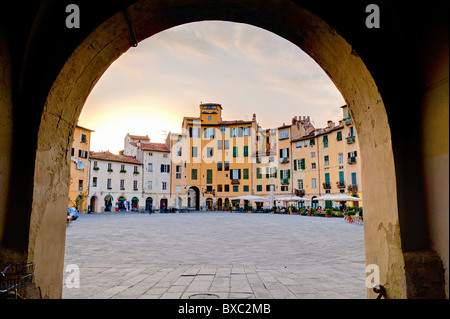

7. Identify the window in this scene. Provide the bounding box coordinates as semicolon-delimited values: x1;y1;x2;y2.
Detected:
192;146;198;157
218;140;223;150
224;161;230;171
177;135;182;142
78;180;83;191
208;116;212;121
107;178;112;189
311;163;316;169
309;138;315;146
203;128;215;139
256;157;261;164
217;184;223;192
279;129;289;140
269;157;274;163
134;166;138;173
298;179;304;190
176;166;182;179
267;167;277;178
351;172;357;185
148;163;153;172
243;185;249;192
147;181;152;190
120;179;125;190
217;162;223;171
81;134;87;143
223;139;230;150
148;152;153;156
133;180;138;190
350;126;356;137
257;185;262;192
338;153;344;164
312;178;317;189
120;164;125;172
92;177;97;187
324;155;329;166
206;186;213;192
207;170;213;184
160;164;170;173
337;131;343;141
256;167;262;179
221;126;226;134
243;168;249;180
231;169;240;180
207;147;213;158
78;150;88;158
191;169;197;180
224;185;230;192
176;186;182;193
243;127;250;137
107;163;112;171
296;141;302;148
177;146;182;156
280;148;289;159
162;182;167;190
233;186;239;192
163;154;168;158
311;152;315;158
339;171;345;183
93;161;98;168
325;173;330;184
323;135;328;148
71;148;74;156
281;186;289;191
190;127;201;138
243;145;248;157
233;146;238;157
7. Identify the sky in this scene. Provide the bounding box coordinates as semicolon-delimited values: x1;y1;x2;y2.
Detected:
78;21;345;153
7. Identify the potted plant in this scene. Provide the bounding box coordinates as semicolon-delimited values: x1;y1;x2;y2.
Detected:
325;208;333;218
247;205;253;213
272;206;277;213
291;206;298;215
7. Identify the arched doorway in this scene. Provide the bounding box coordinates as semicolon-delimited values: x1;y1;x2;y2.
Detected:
188;186;200;210
131;197;139;212
205;198;213;211
20;0;444;299
311;196;318;209
104;195;113;212
118;196;127;211
217;198;223;210
160;198;168;211
145;197;153;212
89;195;98;213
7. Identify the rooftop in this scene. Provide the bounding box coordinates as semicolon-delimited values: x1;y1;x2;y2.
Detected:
90;151;142;165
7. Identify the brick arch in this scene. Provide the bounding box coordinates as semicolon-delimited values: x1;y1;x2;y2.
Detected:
29;0;404;298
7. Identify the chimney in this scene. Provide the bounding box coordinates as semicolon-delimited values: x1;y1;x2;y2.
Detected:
292;116;297;125
327;120;335;128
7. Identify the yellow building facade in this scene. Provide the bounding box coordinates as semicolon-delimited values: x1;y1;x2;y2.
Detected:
167;103;362;210
69;125;94;212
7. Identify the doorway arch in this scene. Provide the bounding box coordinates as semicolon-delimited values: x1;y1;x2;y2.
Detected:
188;186;200;210
89;195;99;213
25;0;419;298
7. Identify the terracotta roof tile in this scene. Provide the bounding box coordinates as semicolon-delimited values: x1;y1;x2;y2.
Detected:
131;142;169;152
89;151;142;165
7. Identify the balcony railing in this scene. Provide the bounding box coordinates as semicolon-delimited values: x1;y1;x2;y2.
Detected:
231;179;240;185
281;178;290;185
336;181;346;188
348;184;358;193
323;182;331;189
346;136;356;144
279;157;289;164
295;189;306;197
344;117;353;125
348;156;356;164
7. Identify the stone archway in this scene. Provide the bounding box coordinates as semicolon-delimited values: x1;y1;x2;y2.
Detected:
20;0;439;298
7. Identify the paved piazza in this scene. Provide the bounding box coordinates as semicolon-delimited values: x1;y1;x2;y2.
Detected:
63;212;366;299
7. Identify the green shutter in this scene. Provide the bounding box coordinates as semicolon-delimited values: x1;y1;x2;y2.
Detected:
244;145;248;157
287;169;290;179
192;169;197;180
325;173;330;184
339;171;344;182
207;169;213;184
244;169;249;179
274;167;277;179
294;159;297;171
266;167;269;179
233;146;237;157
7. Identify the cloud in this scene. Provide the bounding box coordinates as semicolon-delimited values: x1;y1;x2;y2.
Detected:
79;21;345;153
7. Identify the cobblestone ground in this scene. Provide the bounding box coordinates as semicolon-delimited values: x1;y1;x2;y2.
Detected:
63;212;366;299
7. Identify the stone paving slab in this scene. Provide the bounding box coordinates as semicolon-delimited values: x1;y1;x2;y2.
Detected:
63;212;366;299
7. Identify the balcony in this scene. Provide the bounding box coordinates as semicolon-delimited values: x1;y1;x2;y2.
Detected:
279;157;289;164
348;184;358;193
348;156;357;164
231;179;240;185
281;178;290;185
336;181;346;188
323;182;331;189
344;117;353;125
346;136;356;144
295;189;306;197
